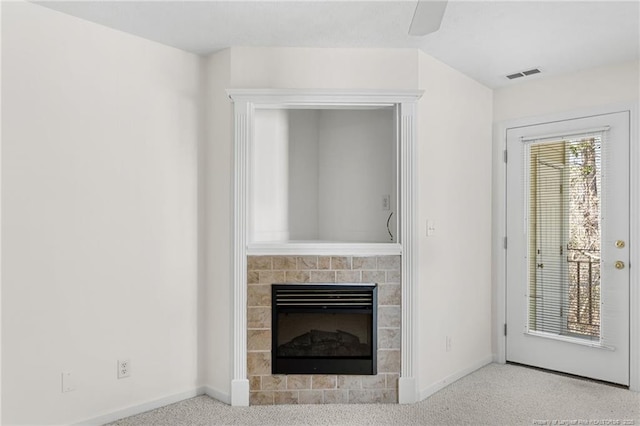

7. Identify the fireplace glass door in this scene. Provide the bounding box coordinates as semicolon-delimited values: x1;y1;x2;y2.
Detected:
272;284;377;375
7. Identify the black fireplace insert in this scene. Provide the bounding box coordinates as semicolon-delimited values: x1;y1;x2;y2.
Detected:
272;283;377;375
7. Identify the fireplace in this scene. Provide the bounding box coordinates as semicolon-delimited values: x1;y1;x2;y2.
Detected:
272;283;377;375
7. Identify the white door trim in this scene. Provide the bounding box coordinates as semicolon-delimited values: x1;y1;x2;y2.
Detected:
493;102;640;391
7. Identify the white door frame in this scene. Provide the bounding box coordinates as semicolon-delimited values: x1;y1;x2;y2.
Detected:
493;102;640;391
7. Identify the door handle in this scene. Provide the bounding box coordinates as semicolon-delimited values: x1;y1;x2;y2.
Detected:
615;261;625;270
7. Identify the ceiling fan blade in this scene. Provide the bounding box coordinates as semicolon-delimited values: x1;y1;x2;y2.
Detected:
409;0;448;36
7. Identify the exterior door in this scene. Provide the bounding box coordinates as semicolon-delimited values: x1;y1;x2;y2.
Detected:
506;111;630;385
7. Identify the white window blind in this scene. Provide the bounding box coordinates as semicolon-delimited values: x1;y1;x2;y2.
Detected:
523;128;608;342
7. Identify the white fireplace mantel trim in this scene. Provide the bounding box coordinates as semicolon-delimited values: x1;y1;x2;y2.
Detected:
227;89;423;406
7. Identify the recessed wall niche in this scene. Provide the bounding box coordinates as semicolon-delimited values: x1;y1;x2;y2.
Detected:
251;107;397;244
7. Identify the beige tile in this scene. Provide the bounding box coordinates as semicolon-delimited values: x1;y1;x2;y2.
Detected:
248;256;272;270
378;328;401;349
247;285;271;307
361;375;386;389
377;350;401;373
285;271;310;283
247;307;271;329
274;391;299;405
378;306;401;328
353;257;377;270
378;284;401;306
385;374;399;390
331;256;351;270
249;375;261;391
297;256;318;270
323;389;348;404
247;329;271;351
312;375;337;389
250;391;273;405
259;270;285;284
386;270;401;284
382;389;398;403
337;375;361;390
298;390;324;404
248;271;260;284
348;389;397;403
336;270;360;283
377;256;400;270
348;389;386;403
362;271;385;284
262;375;287;390
247;352;271;375
287;375;311;390
318;256;331;270
309;271;336;283
273;256;297;270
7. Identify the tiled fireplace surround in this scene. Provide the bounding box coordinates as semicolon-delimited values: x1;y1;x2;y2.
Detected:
246;255;401;405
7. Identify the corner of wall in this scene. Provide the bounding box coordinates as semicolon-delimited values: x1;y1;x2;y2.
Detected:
201;48;234;395
0;1;4;422
416;48;494;395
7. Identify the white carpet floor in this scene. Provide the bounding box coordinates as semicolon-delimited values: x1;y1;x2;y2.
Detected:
108;363;640;425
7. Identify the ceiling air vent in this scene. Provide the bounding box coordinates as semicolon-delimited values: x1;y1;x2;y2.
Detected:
506;68;541;80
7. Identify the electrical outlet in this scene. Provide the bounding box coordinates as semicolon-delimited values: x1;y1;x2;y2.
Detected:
445;336;452;352
382;194;391;210
427;220;435;236
118;359;131;379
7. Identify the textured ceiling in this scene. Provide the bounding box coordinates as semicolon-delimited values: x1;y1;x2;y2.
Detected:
35;1;640;88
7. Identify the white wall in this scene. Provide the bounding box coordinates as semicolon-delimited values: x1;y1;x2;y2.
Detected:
2;2;202;424
252;108;395;243
417;51;494;396
201;49;233;402
0;1;4;421
252;109;291;242
494;60;640;122
289;110;320;240
229;47;420;90
317;109;395;242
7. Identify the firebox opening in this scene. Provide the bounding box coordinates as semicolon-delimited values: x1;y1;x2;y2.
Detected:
277;313;372;357
272;283;377;375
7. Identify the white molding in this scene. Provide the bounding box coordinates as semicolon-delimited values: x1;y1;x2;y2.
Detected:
418;356;494;401
398;377;417;404
226;89;424;107
75;387;204;426
399;101;419;403
231;99;251;406
493;120;508;365
494;102;639;390
231;379;250;406
203;385;231;405
629;102;639;392
227;88;423;406
247;242;402;256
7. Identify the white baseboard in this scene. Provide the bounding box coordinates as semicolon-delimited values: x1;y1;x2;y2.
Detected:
76;387;205;426
419;356;494;401
203;385;231;405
